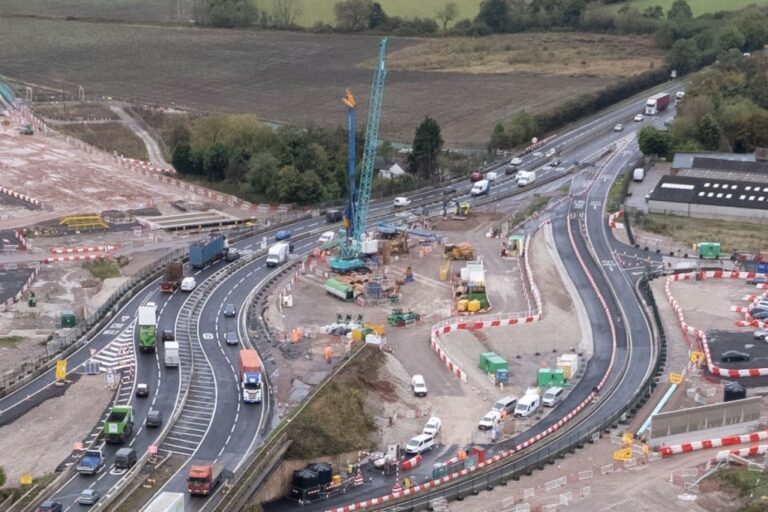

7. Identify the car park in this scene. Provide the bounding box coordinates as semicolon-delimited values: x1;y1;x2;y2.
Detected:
78;489;100;506
754;329;768;340
223;303;237;317
634;114;644;122
411;374;428;397
146;409;163;427
161;329;175;341
422;416;442;436
747;275;767;285
275;230;292;241
136;383;149;397
34;501;62;512
721;350;750;362
613;123;624;132
478;410;501;430
405;434;434;454
224;332;239;345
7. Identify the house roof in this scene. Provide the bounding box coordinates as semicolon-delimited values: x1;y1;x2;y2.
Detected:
649;175;768;211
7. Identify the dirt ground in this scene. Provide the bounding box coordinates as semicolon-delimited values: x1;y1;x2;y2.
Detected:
666;278;754;334
0;18;613;145
0;374;113;487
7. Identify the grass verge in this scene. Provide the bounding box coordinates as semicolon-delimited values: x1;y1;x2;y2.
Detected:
55;122;148;160
0;335;23;347
32;103;119;121
714;467;768;511
606;172;629;213
114;454;187;512
83;259;121;280
632;212;764;254
285;345;384;459
507;196;551;230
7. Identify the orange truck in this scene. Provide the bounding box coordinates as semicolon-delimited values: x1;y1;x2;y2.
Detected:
239;349;263;404
187;462;223;496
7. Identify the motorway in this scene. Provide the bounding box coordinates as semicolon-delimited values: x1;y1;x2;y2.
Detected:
3;83;680;511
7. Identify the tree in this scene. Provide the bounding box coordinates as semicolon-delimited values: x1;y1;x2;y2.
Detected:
377;140;394;160
488;123;512;151
667;0;693;22
637;126;671;157
246;152;280;197
411;117;443;183
334;0;373;32
505;111;539;147
666;38;701;74
172;142;194;175
205;142;230;181
717;26;746;54
435;2;459;30
368;2;388;29
696;114;722;150
273;0;303;28
476;0;511;33
642;5;664;19
207;0;258;28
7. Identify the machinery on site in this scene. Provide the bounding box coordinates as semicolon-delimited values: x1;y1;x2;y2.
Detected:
330;38;388;272
444;243;474;261
388;308;420;327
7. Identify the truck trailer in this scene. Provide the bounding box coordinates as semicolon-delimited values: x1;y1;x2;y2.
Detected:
645;92;671;115
189;235;228;269
160;262;184;293
239;349;263;403
138;302;158;352
143;491;185;512
187;463;224;496
103;406;134;444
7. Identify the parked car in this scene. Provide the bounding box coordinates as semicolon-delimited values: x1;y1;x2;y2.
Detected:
78;489;100;506
34;501;62;512
223;303;237;317
405;434;434;455
721;350;750;362
422;416;442;436
146;409;163;428
753;329;768;340
613;123;624;132
478;410;501;431
224;332;239;346
275;230;292;241
161;329;175;342
411;374;428;397
136;383;149;397
393;196;412;207
747;275;768;285
492;395;518;415
542;387;565;407
634;114;644;122
751;310;768;320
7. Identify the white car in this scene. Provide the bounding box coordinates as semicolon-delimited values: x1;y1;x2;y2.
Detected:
411;374;428;397
613;124;624;132
510;157;522;166
478;410;501;431
634;114;644;122
180;276;196;292
422;416;442;436
393;197;411;207
318;231;335;244
754;329;768;340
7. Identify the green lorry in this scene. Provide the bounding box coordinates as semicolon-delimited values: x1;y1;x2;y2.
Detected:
103;406;134;444
138;302;157;352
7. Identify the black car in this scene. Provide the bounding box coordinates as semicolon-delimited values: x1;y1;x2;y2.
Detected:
721;350;750;362
161;329;174;342
146;409;162;428
34;501;62;512
326;209;343;223
752;310;768;320
225;248;241;262
747;275;767;285
505;166;518;176
223;304;237;317
442;187;457;196
224;332;239;346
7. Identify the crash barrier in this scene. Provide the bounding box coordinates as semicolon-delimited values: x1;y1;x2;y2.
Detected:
716;444;768;462
0;185;44;209
660;430;768;457
0;263;38;313
665;271;768;377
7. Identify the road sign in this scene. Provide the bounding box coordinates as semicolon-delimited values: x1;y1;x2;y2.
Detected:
622;432;633;445
55;359;67;381
20;474;32;485
203;332;213;340
669;372;683;385
691;351;705;364
612;447;633;461
148;445;158;455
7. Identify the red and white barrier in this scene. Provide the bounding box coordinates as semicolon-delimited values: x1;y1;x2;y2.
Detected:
401;453;422;471
608;210;624;229
0;263;39;313
716;444;768;462
42;254;107;264
660;430;768;457
0;185;44;209
51;245;117;254
14;229;31;250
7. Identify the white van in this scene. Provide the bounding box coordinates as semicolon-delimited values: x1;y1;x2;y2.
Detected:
542;387;564;407
405;434;434;454
180;277;196;292
632;168;645;182
485;171;498;182
411;374;428;397
393;197;412;207
514;390;541;417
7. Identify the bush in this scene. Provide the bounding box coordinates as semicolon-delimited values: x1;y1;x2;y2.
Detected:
83;259;121;280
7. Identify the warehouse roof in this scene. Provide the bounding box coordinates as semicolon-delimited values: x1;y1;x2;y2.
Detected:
672;152;756;170
649;175;768;211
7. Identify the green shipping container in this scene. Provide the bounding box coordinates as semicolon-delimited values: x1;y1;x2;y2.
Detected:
61;310;77;328
537;368;565;387
486;355;508;372
479;352;496;372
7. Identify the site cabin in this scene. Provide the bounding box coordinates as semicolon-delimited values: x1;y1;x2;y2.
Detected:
697;242;721;260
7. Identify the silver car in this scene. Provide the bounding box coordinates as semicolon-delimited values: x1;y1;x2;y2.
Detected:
78;489;100;505
753;329;768;340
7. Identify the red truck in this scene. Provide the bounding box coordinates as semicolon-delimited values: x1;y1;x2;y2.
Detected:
187;463;224;496
160;262;184;293
645;93;670;115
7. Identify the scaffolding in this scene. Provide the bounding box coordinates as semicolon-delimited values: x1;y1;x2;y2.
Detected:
60;214;109;231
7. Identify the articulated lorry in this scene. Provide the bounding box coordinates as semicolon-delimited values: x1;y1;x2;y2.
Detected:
164;341;180;367
144;491;185;512
239;349;262;403
187;462;224;496
138;302;158;353
76;449;105;475
160;262;184;293
189;234;228;269
103;406;134;444
645;92;670;115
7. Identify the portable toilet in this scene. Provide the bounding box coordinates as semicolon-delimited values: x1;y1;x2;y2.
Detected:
557;354;579;380
60;310;77;328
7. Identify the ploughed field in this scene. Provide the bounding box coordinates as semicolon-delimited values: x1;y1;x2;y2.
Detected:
0;17;660;145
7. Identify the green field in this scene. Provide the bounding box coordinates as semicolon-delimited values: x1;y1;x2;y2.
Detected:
290;0;478;26
624;0;768;16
